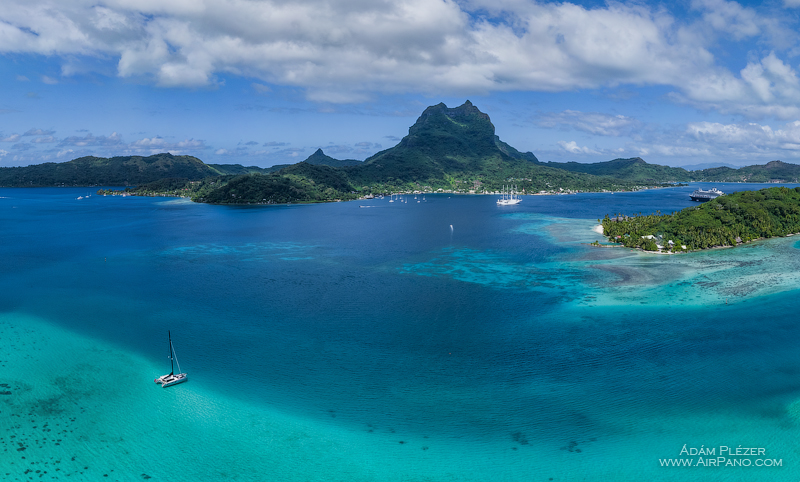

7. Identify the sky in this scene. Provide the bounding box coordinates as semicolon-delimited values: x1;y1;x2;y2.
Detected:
4;0;800;168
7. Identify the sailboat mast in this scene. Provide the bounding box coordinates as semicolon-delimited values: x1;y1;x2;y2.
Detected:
169;330;174;375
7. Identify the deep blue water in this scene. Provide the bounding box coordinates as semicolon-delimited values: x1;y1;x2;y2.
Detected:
2;183;800;481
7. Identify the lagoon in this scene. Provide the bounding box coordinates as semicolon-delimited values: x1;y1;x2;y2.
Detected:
1;184;799;481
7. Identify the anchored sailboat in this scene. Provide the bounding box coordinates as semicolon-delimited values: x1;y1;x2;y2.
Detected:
154;331;188;388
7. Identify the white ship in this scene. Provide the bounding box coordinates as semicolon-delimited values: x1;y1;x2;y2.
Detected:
497;185;521;205
690;188;724;202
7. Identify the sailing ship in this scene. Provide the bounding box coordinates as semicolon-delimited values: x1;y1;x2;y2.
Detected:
154;331;188;387
497;185;521;205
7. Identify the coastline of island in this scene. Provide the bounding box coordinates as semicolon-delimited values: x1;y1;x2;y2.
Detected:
594;186;800;253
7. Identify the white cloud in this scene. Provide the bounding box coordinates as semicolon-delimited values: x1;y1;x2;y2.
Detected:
1;134;20;142
31;136;57;143
0;149;8;157
558;140;599;155
0;0;797;117
634;144;712;157
130;136;207;152
0;1;744;101
692;0;761;40
687;120;800;150
131;136;169;148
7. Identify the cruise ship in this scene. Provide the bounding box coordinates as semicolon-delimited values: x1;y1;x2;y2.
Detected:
690;188;724;202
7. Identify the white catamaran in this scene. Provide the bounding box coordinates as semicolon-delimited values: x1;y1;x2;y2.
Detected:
154;331;188;388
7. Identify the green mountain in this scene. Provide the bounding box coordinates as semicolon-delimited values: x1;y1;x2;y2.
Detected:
691;160;800;183
0;153;279;187
0;153;222;187
196;163;356;204
207;163;274;175
117;101;642;204
346;100;537;185
335;100;635;194
542;157;692;183
303;148;362;167
143;100;635;205
534;157;800;184
235;149;362;176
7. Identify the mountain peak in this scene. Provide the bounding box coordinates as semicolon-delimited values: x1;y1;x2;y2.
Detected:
417;100;490;123
301;148;362;168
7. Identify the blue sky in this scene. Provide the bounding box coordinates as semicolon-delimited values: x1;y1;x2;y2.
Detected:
3;0;800;168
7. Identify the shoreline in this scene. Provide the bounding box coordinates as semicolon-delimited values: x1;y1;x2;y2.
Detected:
592;224;800;255
98;186;679;206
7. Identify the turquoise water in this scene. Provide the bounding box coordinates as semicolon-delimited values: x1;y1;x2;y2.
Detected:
2;185;800;481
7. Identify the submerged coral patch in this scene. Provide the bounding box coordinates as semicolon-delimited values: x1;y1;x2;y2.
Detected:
399;246;583;296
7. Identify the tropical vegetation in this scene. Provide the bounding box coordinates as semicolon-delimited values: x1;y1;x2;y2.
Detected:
601;186;800;251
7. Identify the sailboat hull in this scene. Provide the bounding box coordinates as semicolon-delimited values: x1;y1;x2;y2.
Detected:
155;373;188;387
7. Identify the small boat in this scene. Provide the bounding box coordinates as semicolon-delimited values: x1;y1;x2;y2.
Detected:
154;331;187;388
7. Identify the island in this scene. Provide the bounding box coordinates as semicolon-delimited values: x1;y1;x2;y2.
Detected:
97;101;666;204
5;101;800;205
600;186;800;252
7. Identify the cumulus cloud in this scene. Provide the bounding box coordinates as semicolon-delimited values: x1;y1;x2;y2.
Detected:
633;144;712;158
129;136;207;153
691;0;762;40
558;140;599;155
1;134;21;142
31;136;57;143
668;50;800;119
688;120;800;150
0;0;793;114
